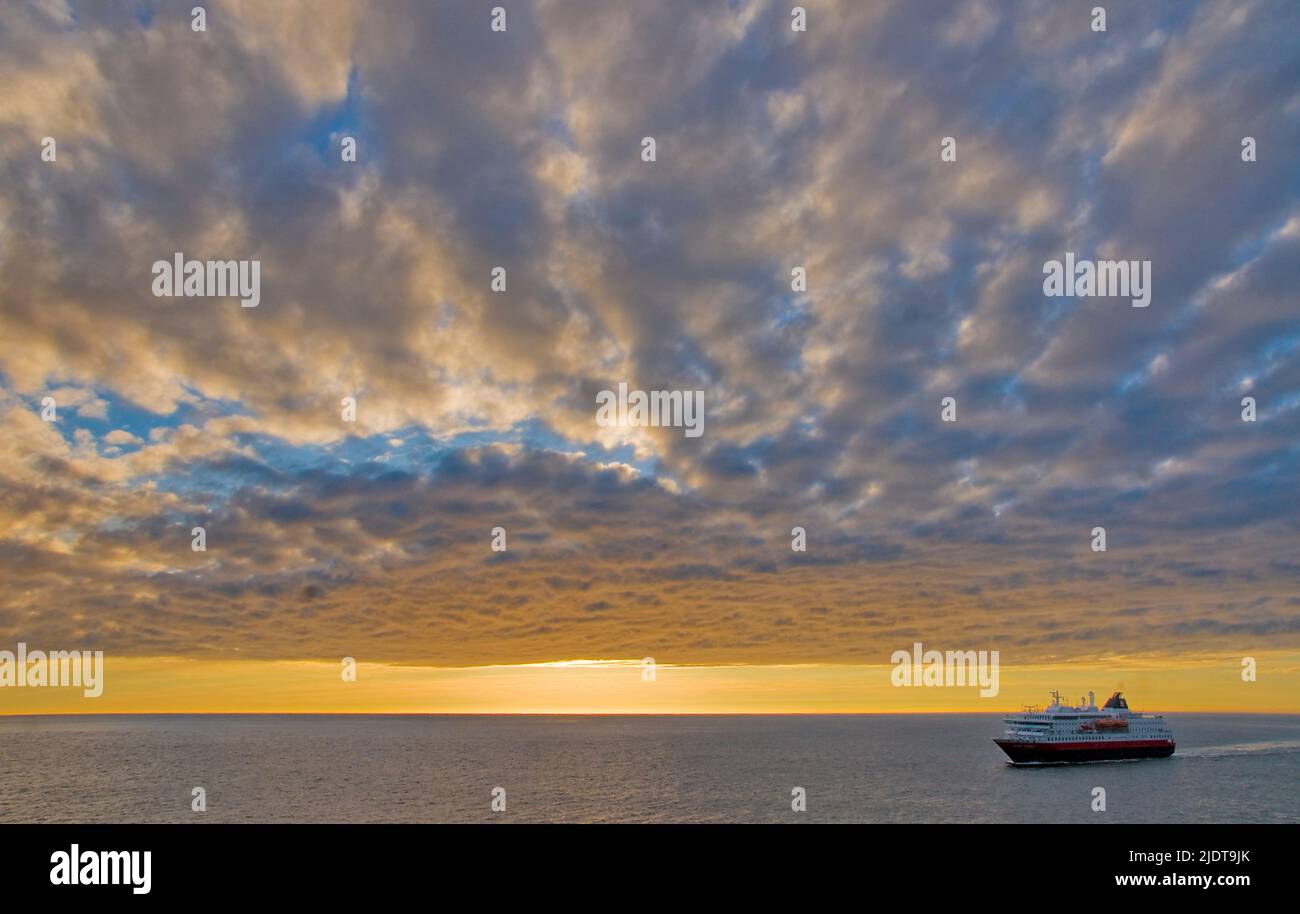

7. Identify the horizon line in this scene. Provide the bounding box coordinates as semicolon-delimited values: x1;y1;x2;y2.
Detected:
5;709;1299;718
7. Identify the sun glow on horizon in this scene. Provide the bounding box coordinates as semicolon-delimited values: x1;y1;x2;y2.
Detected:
2;653;1296;716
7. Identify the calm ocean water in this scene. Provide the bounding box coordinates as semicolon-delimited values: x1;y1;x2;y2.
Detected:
0;714;1296;823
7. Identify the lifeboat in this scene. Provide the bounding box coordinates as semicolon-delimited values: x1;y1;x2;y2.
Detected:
1095;717;1129;731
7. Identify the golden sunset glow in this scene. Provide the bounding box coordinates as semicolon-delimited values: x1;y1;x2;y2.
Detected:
3;653;1296;715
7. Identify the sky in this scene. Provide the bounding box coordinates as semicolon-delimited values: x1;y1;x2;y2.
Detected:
1;0;1298;713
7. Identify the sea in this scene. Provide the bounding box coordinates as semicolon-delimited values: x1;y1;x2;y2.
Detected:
1;713;1296;823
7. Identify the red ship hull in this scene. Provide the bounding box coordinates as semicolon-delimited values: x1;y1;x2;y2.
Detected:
994;738;1175;764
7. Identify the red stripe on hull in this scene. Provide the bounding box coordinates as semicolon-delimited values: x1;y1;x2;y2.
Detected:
1006;739;1172;751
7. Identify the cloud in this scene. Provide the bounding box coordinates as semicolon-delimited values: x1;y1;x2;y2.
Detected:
1;0;1297;669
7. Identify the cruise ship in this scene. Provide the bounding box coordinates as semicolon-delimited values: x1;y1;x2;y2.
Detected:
994;691;1175;764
